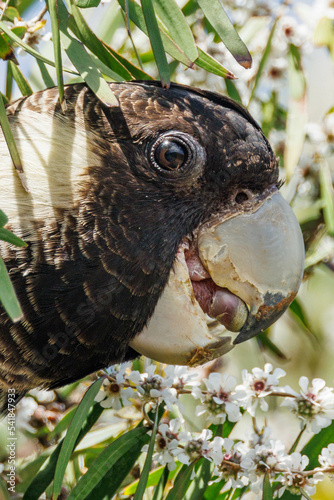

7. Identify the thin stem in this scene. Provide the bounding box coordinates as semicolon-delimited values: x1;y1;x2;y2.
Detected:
288;424;306;454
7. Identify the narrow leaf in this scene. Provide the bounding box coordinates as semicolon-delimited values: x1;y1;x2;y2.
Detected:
46;0;65;112
0;21;78;74
197;0;251;68
165;463;195;500
0;228;27;247
153;0;198;62
225;79;242;103
76;0;100;7
249;20;277;104
67;427;149;500
301;425;334;469
197;47;235;79
36;59;55;88
319;159;334;236
134;409;159;500
117;0;193;67
9;61;33;96
152;466;169;500
23;404;104;500
0;210;8;227
184;459;213;500
57;0;118;107
263;473;274;500
52;378;104;499
141;0;170;87
0;33;15;61
0;91;28;192
0;255;23;322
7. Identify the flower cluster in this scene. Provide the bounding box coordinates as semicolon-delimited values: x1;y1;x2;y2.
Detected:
93;362;334;496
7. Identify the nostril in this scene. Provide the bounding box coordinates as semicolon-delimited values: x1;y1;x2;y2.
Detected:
235;191;249;204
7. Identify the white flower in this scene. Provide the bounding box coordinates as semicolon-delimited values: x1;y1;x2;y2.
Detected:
319;444;334;481
236;364;286;416
209;437;249;489
176;429;213;465
192;372;244;424
282;377;334;433
95;364;134;409
164;365;199;390
142;418;183;471
277;452;324;497
129;364;177;409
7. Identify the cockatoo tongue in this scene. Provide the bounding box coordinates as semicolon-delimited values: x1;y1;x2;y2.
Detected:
185;247;248;332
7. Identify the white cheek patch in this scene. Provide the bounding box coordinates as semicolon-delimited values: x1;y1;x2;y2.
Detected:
0;107;103;238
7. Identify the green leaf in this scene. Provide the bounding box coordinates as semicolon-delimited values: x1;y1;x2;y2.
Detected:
46;0;65;111
57;0;118;107
2;6;21;22
165;463;195;500
0;21;78;74
0;210;8;228
66;4;132;80
117;0;193;67
0;228;27;247
184;459;213;500
85;431;149;500
249;19;277;104
197;0;251;68
301;425;334;469
76;0;101;7
153;0;198;62
256;331;287;360
9;61;33;96
196;47;235;79
134;409;159;500
0;91;28;192
23;403;104;499
67;426;149;500
152;466;169;500
0;255;23;322
263;473;274;500
123;463;181;495
225;79;242;103
141;0;170;87
319;159;334;236
0;33;14;61
52;377;104;499
36;59;55;88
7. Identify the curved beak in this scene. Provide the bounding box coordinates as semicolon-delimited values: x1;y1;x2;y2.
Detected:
198;191;305;344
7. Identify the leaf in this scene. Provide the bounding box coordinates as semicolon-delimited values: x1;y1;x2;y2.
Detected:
141;0;170;87
84;431;149;500
0;91;28;192
0;255;23;322
0;228;27;247
9;61;33;96
117;0;193;67
197;0;251;68
196;47;235;79
134;409;159;499
184;459;213;500
46;0;65;112
0;33;15;61
66;426;149;500
57;0;119;107
165;463;195;500
152;466;169;500
2;6;21;22
0;21;78;74
263;473;274;500
123;464;181;495
256;331;287;360
153;0;198;62
23;403;104;499
249;19;277;104
301;425;334;469
36;59;55;88
76;0;101;7
0;210;8;228
52;377;104;499
225;79;242;103
319;159;334;236
284;44;307;179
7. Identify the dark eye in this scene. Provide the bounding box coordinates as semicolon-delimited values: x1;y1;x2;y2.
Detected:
149;131;202;176
154;140;187;171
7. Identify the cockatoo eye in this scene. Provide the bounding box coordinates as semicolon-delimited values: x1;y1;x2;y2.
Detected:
149;131;199;175
154;139;187;171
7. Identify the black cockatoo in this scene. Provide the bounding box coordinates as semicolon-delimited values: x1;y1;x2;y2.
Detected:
0;81;305;411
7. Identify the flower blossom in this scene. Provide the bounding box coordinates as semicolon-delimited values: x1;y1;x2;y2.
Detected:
192;372;244;424
282;377;334;433
236;363;286;416
94;364;134;409
277;452;323;497
129;365;178;410
142;418;183;471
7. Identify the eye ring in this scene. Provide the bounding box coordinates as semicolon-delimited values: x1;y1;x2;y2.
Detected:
149;131;197;176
